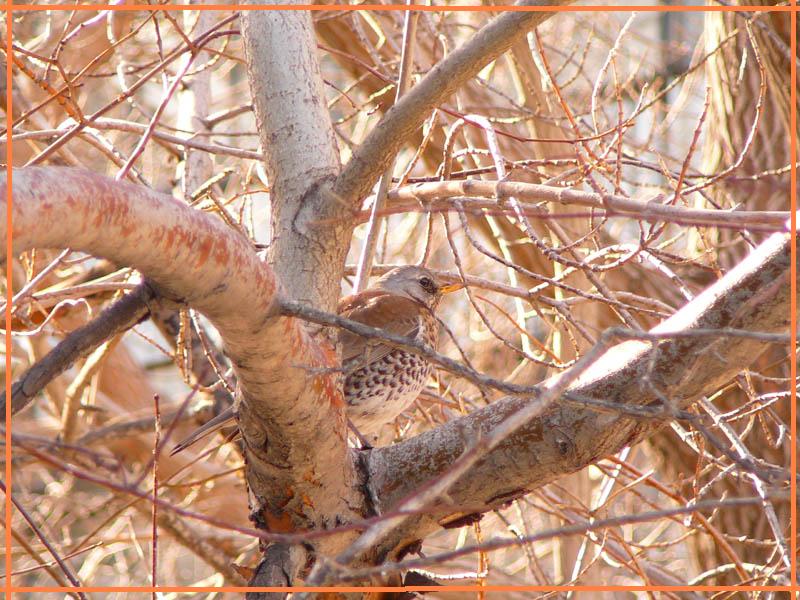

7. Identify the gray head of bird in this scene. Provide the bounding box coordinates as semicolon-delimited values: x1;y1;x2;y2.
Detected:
373;265;464;308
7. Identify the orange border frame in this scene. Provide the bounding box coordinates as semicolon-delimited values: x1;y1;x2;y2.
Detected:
3;1;797;597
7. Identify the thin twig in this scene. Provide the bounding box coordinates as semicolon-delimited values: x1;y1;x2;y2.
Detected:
353;1;419;292
0;480;87;598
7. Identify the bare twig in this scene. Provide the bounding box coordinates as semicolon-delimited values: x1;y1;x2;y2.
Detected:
0;480;87;598
1;281;156;420
353;1;419;292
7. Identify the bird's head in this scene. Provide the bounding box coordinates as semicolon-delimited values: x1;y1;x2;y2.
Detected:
374;265;463;308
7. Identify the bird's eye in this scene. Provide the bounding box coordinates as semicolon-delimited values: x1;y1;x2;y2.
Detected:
419;276;437;294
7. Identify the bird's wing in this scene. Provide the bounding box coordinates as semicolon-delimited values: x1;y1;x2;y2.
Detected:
170;406;236;455
337;293;424;371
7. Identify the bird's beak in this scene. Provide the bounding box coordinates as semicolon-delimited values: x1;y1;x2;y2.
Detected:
439;281;465;294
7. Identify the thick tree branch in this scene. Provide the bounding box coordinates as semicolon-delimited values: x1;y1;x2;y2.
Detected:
239;8;358;582
2;167;361;556
331;0;574;206
242;7;344;311
362;229;792;562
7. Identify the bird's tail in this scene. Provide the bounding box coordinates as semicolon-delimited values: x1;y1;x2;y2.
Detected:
170;406;236;455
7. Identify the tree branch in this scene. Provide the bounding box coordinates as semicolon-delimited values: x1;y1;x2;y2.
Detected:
2;167;361;556
381;180;789;230
331;0;574;206
1;280;154;419
242;7;344;311
362;230;792;562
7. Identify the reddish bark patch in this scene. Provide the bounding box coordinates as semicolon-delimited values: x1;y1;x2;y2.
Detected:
263;510;295;533
212;240;230;266
195;238;213;267
312;373;344;409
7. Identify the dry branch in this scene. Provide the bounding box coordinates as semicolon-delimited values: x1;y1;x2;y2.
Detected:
382;180;789;230
332;0;575;205
362;229;792;562
1;167;362;558
1;281;154;418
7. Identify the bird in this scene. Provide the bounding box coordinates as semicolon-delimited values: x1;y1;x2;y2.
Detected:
170;265;462;455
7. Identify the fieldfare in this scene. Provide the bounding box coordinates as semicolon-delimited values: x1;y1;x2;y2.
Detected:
171;265;462;454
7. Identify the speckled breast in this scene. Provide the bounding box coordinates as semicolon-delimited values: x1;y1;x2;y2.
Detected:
344;310;439;435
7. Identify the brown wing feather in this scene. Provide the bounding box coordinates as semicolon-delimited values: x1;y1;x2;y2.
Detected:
337;293;424;370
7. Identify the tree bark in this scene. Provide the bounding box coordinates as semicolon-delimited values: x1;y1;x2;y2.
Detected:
2;167;363;561
363;230;792;562
3;168;791;582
